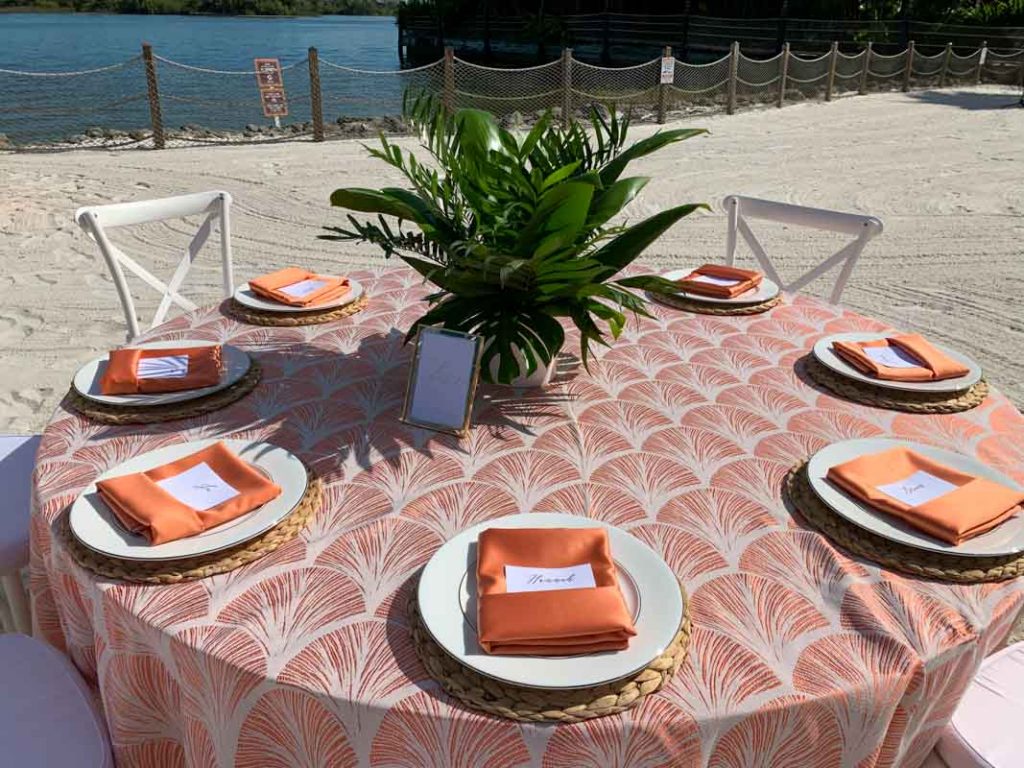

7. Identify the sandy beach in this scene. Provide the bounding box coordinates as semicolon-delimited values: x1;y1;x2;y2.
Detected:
1;85;1022;433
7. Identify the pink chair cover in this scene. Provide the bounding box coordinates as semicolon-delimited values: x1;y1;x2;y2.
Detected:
938;642;1024;768
0;434;40;571
0;634;113;768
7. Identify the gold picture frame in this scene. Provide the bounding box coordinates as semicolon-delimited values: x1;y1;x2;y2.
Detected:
400;327;484;437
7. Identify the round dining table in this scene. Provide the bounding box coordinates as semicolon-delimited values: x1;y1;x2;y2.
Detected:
30;267;1024;768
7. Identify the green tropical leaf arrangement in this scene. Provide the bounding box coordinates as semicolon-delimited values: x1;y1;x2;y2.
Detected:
323;95;708;384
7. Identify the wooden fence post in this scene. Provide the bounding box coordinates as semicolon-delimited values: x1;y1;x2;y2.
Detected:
975;41;987;84
778;42;789;108
141;43;165;150
727;41;739;115
825;41;838;101
774;0;790;56
561;47;572;127
307;47;325;142
443;46;455;115
658;46;671;124
939;42;952;87
859;41;872;95
902;40;915;92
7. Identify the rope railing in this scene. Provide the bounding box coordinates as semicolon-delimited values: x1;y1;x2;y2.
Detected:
154;55;307;75
1;39;1020;151
677;53;732;69
453;57;560;74
321;58;443;75
868;69;905;79
0;57;140;77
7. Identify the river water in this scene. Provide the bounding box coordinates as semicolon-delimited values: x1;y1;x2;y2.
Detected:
0;14;406;143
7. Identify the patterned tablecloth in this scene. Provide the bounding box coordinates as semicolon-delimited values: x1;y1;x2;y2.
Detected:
30;267;1024;768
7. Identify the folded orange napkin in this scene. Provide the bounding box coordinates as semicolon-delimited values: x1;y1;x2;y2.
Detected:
831;334;970;382
677;264;763;298
99;345;223;395
249;267;351;307
476;527;637;656
95;441;282;545
826;446;1023;545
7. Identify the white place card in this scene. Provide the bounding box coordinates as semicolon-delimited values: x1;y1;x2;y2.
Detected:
876;469;959;507
863;344;926;369
280;278;329;298
505;563;597;593
402;328;482;436
136;355;189;380
691;274;741;286
156;462;240;511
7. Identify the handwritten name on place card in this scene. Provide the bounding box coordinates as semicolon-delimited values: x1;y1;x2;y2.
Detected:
280;278;329;298
863;344;926;369
504;563;597;593
690;274;741;286
876;469;959;507
155;462;240;511
136;355;190;380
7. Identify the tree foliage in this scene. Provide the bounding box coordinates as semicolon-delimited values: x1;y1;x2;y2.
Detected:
1;0;394;15
397;0;1024;25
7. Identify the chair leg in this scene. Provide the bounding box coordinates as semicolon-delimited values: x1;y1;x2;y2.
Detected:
1;571;31;635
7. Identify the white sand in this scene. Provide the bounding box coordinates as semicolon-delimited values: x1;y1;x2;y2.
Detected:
1;85;1022;434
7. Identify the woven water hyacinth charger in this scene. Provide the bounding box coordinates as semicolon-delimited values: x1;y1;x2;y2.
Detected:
65;359;262;425
652;292;781;316
60;472;322;584
801;355;988;414
408;584;691;723
784;463;1024;583
225;294;368;327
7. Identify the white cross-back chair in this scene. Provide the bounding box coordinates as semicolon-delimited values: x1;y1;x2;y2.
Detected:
723;195;883;304
75;190;234;342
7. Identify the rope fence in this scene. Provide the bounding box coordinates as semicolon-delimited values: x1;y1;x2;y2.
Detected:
1;39;1020;151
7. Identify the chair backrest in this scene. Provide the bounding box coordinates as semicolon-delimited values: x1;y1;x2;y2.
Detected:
75;190;234;341
723;195;883;304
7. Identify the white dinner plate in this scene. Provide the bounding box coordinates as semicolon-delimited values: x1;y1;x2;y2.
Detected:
69;438;308;562
807;438;1024;558
813;332;982;393
655;267;780;306
72;341;251;407
232;278;364;314
417;512;683;690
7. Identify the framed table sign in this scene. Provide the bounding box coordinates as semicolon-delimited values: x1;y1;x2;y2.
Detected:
401;327;483;436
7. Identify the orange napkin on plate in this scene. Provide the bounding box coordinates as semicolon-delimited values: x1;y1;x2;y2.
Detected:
826;446;1023;545
99;345;223;395
95;441;282;545
677;264;763;299
831;334;970;382
249;267;351;307
476;527;637;656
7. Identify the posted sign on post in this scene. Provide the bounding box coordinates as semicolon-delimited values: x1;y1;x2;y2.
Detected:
660;56;675;85
254;58;288;119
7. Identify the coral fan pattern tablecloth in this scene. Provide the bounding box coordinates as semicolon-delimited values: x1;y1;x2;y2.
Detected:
30;268;1024;768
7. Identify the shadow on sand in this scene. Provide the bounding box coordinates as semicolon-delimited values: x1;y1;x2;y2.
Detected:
909;88;1023;111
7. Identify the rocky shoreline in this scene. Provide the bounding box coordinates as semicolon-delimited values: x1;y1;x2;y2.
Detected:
0;89;837;151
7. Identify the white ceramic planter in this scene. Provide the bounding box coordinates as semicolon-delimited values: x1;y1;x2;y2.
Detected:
486;344;555;387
